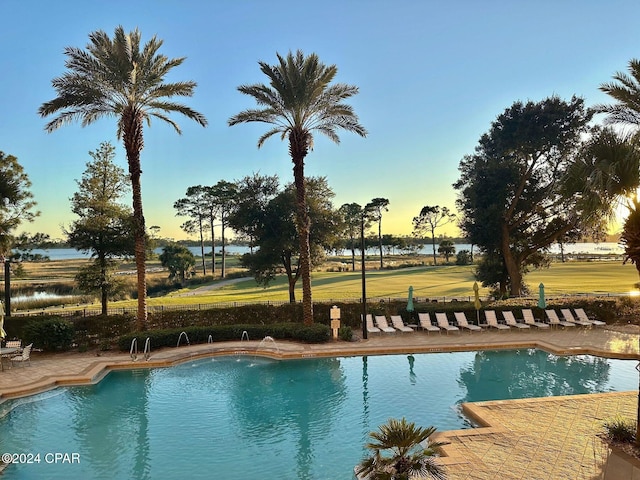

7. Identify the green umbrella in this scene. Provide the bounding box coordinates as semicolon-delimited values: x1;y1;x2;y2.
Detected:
473;282;481;324
407;286;414;312
538;283;546;309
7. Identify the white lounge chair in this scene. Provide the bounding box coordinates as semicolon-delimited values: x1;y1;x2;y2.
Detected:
560;308;590;327
374;315;396;333
522;309;549;329
4;340;22;350
453;312;482;333
10;343;32;367
484;310;510;331
574;308;606;327
363;314;381;334
435;313;459;334
502;311;530;329
417;313;440;334
545;309;575;328
391;315;414;333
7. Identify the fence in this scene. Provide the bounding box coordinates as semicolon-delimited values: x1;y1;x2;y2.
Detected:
9;291;629;318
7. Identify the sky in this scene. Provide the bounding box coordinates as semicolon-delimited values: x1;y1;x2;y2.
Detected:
2;0;640;242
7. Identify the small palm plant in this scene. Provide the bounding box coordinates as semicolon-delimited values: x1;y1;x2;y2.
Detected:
356;418;447;480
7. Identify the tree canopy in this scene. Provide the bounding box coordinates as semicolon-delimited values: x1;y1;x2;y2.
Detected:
65;142;133;313
412;205;456;265
454;96;593;296
0;152;38;258
366;197;389;269
230;176;337;303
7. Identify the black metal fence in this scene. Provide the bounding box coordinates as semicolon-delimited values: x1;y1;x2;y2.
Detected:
10;291;627;318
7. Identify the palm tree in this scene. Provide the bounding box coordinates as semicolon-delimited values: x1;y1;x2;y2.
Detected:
356;417;447;480
229;50;366;324
39;26;207;330
596;59;640;128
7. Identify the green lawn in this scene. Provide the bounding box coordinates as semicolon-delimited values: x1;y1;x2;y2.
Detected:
115;260;640;308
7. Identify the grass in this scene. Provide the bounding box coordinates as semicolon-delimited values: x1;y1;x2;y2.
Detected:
110;260;639;308
8;256;640;312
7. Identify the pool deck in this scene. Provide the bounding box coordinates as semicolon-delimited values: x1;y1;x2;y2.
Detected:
1;326;639;479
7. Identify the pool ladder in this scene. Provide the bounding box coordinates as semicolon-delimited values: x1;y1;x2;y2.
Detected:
130;337;151;361
177;331;190;347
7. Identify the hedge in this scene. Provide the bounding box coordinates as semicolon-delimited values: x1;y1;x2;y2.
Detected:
117;323;331;351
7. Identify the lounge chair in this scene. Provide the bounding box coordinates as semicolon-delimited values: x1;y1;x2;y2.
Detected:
391;315;414;333
417;313;440;334
545;309;576;328
4;340;22;350
502;311;530;329
453;312;482;333
574;308;606;327
522;309;549;329
363;314;381;335
435;313;460;334
484;310;510;331
374;315;396;333
10;343;32;367
560;308;590;327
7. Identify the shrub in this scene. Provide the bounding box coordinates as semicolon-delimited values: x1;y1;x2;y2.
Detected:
22;317;75;351
456;250;472;265
338;326;353;341
604;416;636;443
117;322;331;351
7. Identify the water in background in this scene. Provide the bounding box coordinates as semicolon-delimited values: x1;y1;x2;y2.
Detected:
24;242;623;261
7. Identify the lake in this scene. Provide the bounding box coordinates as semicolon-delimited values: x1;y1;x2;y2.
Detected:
23;242;623;261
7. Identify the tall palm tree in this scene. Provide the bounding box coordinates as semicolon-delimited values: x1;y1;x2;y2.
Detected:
39;26;207;330
229;50;366;324
356;417;447;480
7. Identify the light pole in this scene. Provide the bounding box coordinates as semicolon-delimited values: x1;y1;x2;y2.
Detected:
361;212;367;340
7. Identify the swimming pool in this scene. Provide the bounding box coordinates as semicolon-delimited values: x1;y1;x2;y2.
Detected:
0;349;636;479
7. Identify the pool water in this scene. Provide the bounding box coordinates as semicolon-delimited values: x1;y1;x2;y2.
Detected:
0;350;636;479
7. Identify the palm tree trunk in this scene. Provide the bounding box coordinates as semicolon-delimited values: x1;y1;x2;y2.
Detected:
290;130;313;324
123;107;147;331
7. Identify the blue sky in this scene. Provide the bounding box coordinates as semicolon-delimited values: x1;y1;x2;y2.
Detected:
1;0;639;241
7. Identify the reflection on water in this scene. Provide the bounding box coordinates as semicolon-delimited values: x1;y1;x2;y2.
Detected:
457;349;613;403
12;291;72;302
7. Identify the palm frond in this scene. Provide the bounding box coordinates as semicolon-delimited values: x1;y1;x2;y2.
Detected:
40;26;206;134
258;127;286;148
228;108;282;126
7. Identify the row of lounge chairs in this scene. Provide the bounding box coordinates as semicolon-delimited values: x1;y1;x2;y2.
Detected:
364;308;603;335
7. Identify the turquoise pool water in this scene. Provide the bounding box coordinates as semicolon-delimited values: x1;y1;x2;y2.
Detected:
0;349;636;479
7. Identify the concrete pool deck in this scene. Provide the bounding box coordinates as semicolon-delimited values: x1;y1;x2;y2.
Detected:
1;326;639;479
